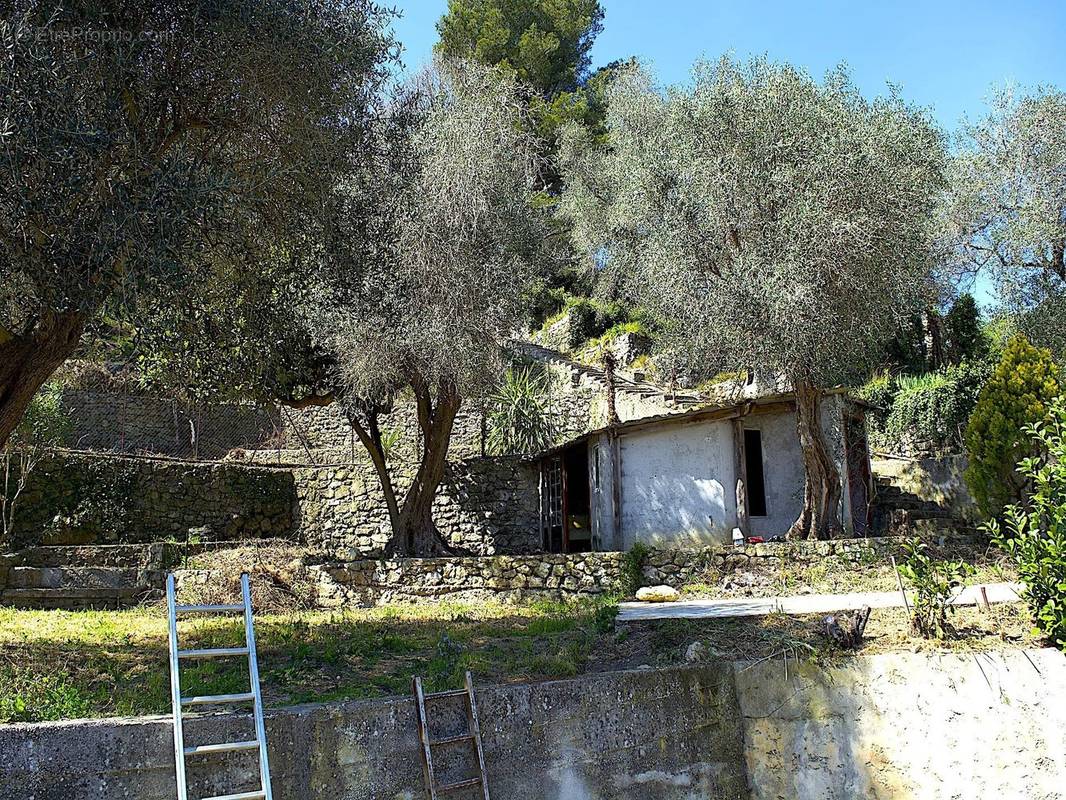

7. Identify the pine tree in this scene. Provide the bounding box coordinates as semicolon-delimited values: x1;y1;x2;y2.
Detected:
964;335;1062;516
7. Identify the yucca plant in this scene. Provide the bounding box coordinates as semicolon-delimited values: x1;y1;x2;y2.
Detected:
487;368;557;455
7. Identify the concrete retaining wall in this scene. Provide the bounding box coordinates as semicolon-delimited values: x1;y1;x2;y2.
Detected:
3;651;1064;799
737;648;1066;800
0;665;749;800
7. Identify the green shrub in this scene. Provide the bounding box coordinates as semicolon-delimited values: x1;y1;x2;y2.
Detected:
621;542;650;596
897;537;974;638
965;335;1062;517
883;371;968;450
986;399;1066;649
487;367;558;455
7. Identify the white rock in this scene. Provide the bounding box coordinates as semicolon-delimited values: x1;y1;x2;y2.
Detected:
685;641;707;663
635;584;680;603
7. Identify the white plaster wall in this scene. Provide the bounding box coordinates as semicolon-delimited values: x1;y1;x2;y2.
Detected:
737;647;1066;800
618;420;736;548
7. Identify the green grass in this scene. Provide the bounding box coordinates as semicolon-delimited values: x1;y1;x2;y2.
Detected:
0;598;616;723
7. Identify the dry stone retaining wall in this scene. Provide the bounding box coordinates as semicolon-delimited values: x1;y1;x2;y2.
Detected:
9;451;540;558
307;551;627;606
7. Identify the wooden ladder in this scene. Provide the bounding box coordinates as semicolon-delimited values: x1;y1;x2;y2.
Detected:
412;672;491;799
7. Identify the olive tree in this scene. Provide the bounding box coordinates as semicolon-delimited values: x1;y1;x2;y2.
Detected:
316;60;548;555
0;0;395;448
122;60;547;557
560;57;944;539
941;87;1066;356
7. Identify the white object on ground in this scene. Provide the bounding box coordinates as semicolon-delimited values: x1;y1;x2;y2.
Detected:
617;582;1024;622
635;584;681;603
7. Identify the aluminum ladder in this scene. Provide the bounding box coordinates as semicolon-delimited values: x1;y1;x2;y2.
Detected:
166;572;273;800
412;671;491;799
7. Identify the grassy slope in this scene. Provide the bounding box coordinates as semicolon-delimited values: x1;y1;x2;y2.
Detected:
0;599;616;723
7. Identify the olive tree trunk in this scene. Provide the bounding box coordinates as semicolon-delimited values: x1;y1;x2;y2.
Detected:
788;380;843;541
0;312;85;449
345;378;461;558
392;379;460;556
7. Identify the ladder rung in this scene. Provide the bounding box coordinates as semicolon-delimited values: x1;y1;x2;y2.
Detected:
184;739;260;756
201;792;265;800
175;603;245;614
425;688;468;700
178;647;249;659
181;692;255;706
430;733;475;747
438;777;482;792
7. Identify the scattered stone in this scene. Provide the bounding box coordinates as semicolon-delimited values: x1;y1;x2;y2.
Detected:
684;641;707;663
635;585;681;603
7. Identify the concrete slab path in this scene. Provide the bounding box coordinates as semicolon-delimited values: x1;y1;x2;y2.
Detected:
616;582;1025;622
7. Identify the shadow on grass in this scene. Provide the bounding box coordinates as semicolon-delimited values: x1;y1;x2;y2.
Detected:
0;598;619;723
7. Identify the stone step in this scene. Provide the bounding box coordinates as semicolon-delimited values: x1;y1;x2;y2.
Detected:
4;566;159;591
0;586;160;609
4;544;166;569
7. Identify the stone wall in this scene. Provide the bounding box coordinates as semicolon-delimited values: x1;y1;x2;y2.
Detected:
0;665;749;800
292;456;541;557
872;453;978;521
9;451;540;557
11;452;295;548
305;551;624;606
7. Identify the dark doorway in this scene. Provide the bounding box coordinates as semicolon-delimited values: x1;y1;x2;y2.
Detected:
541;444;592;554
563;445;592;553
744;429;768;517
844;411;873;536
544;456;563;553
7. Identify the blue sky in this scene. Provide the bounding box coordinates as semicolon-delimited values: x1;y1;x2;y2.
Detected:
392;1;1066;303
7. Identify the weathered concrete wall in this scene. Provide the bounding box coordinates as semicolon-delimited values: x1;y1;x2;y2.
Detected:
737;648;1066;800
872;454;978;521
0;665;749;800
740;410;805;539
10;452;540;557
620;418;735;548
5;652;1063;799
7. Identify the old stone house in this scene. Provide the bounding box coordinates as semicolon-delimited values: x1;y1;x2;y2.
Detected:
535;390;874;553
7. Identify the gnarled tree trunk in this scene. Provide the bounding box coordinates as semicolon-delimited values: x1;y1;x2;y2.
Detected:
392;377;460;556
788;379;843;541
344;377;461;558
0;312;85;449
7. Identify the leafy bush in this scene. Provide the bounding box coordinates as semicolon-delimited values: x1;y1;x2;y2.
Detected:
965;335;1062;516
884;371;967;449
986;399;1066;649
487;367;558;455
897;537;974;638
565;296;631;349
621;542;650;596
0;666;92;723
